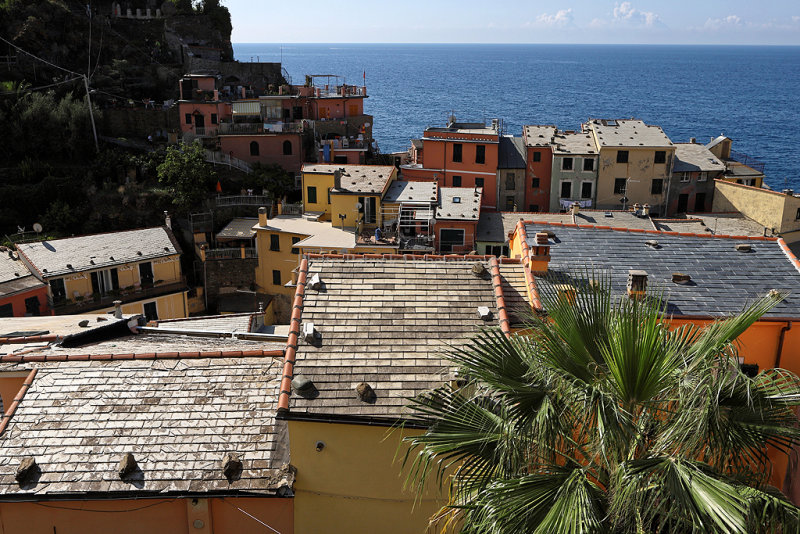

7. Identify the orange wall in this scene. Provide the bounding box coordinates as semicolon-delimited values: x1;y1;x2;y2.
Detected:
434;220;479;253
219;134;304;173
177;102;230;133
0;287;49;317
526;147;553;212
318;148;364;165
0;497;293;534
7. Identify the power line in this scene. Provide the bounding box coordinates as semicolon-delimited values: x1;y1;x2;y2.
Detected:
0;77;82;96
0;35;82;77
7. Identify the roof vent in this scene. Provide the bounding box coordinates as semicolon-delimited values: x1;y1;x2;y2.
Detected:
627;270;648;299
66;264;73;269
137;251;143;256
118;453;138;479
302;322;319;342
15;457;39;485
735;243;752;253
477;306;493;320
109;256;114;261
308;273;322;290
471;262;487;277
453;197;461;203
645;240;660;249
222;452;243;482
89;260;95;265
163;247;170;252
672;272;691;284
355;382;376;403
292;374;317;398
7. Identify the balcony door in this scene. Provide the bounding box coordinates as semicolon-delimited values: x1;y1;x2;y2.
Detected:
139;262;154;286
91;268;119;296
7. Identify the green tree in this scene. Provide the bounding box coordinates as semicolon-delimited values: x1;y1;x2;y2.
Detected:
156;142;216;213
404;273;800;533
247;163;294;199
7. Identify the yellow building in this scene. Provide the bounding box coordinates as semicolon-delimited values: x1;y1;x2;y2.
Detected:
706;135;765;188
301;164;397;229
277;255;506;533
585;119;676;214
16;227;189;320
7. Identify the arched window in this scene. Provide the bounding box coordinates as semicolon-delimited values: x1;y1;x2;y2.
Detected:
250;141;259;156
283;140;293;155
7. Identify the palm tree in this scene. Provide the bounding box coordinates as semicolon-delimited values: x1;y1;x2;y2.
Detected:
403;272;800;533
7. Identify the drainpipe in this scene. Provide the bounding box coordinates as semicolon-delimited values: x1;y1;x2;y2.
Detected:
775;321;792;368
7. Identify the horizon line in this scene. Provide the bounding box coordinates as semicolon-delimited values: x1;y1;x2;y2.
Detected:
232;42;800;47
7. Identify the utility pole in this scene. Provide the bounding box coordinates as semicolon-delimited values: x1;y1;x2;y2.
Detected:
83;75;99;153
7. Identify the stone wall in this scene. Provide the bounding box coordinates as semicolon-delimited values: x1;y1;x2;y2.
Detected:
100;107;178;139
203;257;257;311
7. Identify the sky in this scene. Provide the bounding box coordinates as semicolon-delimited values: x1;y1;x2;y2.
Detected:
225;0;800;45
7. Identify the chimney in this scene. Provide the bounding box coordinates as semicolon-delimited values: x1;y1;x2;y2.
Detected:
570;202;580;216
529;232;551;274
642;204;650;217
164;211;171;229
113;300;123;319
258;206;268;226
690;137;697;144
333;169;343;190
627;270;648;299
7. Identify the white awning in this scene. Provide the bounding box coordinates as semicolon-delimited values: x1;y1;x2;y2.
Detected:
232;101;261;115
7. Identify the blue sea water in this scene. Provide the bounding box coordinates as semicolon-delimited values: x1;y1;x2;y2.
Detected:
233;44;800;190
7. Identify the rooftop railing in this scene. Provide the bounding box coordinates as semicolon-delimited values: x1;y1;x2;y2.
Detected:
729;150;766;173
204;247;257;260
216;195;270;207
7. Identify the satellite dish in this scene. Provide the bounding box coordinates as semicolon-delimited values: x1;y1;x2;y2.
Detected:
356;202;362;209
33;223;43;233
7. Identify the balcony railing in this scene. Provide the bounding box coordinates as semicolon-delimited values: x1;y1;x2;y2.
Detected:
216;195;270;207
281;203;303;216
728;150;766;173
194;126;218;137
218;122;303;135
203;150;253;174
319;138;368;150
205;247;257;260
49;278;188;315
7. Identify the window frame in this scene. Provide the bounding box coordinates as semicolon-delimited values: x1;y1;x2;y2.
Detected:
475;177;484;188
532;151;541;163
452;143;463;163
282;140;293;155
616;150;629;164
291;237;301;255
439;228;465;253
614;178;627;195
581;181;593;199
452;176;462;187
583;158;594;172
185;113;192;125
562;157;574;171
531;177;540;189
654;151;666;164
270;234;280;252
307;186;317;204
272;270;281;286
651;178;664;195
560;180;572;199
250;140;260;156
475;145;486;164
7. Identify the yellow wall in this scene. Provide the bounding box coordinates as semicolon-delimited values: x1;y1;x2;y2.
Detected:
595;147;675;210
89;291;188;320
255;229;307;296
53;256;182;301
302;172;335;219
289;420;446;534
712;180;800;241
329;194;382;229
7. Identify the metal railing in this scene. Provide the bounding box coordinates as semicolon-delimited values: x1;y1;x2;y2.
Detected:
281;203;303;216
218;122;303;135
49;278;188;315
729;150;766;173
319;138;368;150
203;150;253;173
194;127;218;137
216;195;269;207
205;247;257;260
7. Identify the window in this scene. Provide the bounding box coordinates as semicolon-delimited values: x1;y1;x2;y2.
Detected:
581;182;592;199
505;173;515;190
616;150;629;164
532;151;541;162
614;178;627;195
138;262;154;286
654;151;666;164
185;113;192;125
562;158;573;171
358;196;377;224
560;181;572;199
270;234;280;251
505;196;515;210
272;270;281;285
529;204;539;212
250;141;260;156
531;177;540;188
475;178;484;188
291;237;301;254
91;268;119;296
49;278;66;302
698;172;708;182
651;179;663;195
439;229;465;253
307;186;317;204
452;176;462;187
211;113;218;124
796;208;800;221
487;245;509;257
283;140;292;155
475;145;486;164
0;303;12;317
453;197;461;204
583;158;594;171
694;193;706;212
452;143;462;162
143;302;158;322
24;296;40;316
680;173;690;183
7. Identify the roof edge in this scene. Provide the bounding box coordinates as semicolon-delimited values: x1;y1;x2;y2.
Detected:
521;220;776;242
277;258;309;414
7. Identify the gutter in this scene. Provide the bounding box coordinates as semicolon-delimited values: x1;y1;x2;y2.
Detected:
775;321;792;368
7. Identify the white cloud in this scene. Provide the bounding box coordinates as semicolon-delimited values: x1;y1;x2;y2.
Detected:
612;2;663;28
703;15;744;30
793;16;800;23
536;8;574;27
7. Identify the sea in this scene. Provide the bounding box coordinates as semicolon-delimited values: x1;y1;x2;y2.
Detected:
233;44;800;191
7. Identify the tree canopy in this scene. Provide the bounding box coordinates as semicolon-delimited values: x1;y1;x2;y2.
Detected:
156;141;216;213
404;273;800;533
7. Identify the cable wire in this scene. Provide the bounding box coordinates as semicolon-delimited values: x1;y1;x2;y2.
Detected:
0;35;82;77
0;77;83;96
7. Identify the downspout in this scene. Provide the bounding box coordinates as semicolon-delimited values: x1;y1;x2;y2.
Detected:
775;321;792;368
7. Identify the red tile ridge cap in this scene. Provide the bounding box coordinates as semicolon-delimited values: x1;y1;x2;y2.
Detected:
0;349;284;364
0;368;37;436
521;221;778;241
12;247;42;278
155;312;259;324
278;257;309;415
0;334;60;345
515;222;543;313
777;238;800;275
488;257;511;338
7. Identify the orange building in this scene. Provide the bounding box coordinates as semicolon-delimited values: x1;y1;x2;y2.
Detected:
0;314;294;534
522;125;556;212
508;219;800;492
0;249;49;317
402;119;501;210
434;187;483;253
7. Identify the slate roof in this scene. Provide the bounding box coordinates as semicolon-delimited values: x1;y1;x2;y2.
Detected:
552;131;598;155
0;250;44;299
288;259;501;421
0;356;291;497
498;136;527;168
586;119;674;148
523;125;557;147
695;214;767;237
436;187;482;221
573;210;655;230
524;223;800;317
302;164;395;195
155;313;256;332
216;218;258;240
383;180;438;204
16;227;180;278
672;143;725;173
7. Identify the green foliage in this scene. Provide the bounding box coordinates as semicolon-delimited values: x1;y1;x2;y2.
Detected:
404;274;800;533
156;141;216;213
41;199;89;235
245;163;294;199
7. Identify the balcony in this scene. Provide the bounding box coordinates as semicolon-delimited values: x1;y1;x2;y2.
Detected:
216;195;270;207
204;247;257;260
49;278;189;315
218;122;303;135
319;138;368;150
728;150;766;174
194;127;218;137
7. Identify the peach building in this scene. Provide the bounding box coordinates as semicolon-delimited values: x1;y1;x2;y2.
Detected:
0;249;49;317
